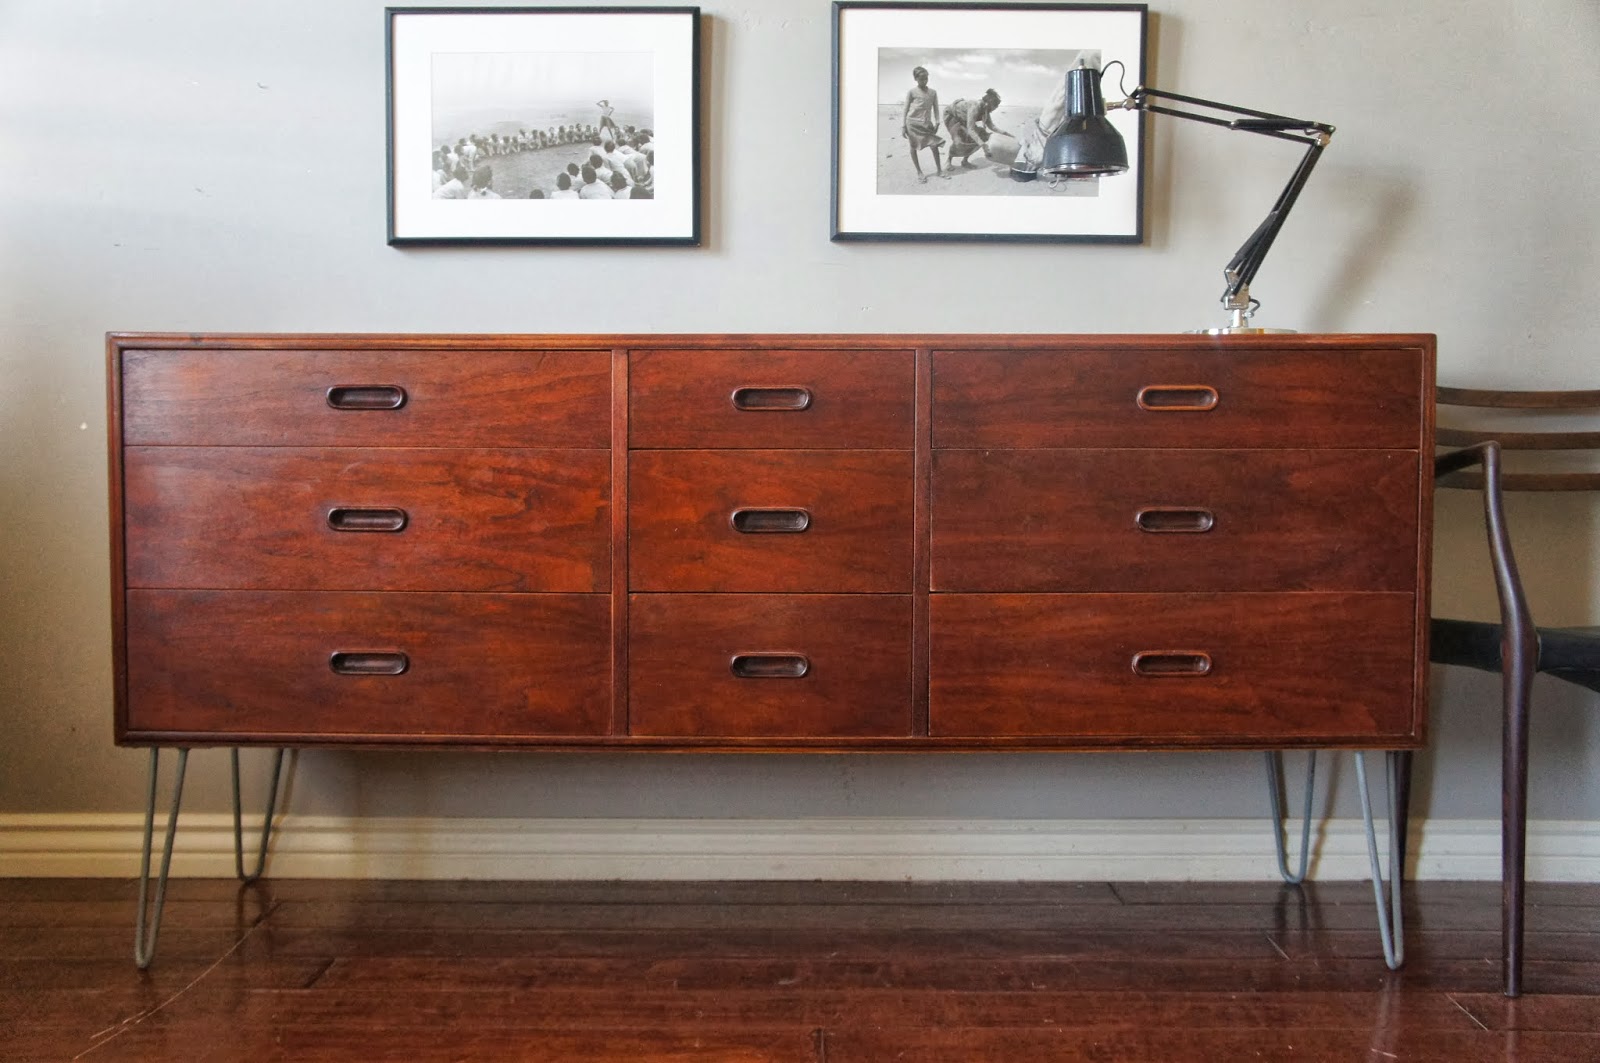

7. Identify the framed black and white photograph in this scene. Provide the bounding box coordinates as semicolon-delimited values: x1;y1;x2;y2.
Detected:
386;6;701;245
832;2;1146;242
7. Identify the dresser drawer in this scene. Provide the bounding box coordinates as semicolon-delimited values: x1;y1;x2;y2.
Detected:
629;450;914;592
933;346;1424;449
122;590;611;741
932;449;1419;592
629;594;913;738
629;349;914;449
929;593;1418;744
120;349;610;447
124;448;609;592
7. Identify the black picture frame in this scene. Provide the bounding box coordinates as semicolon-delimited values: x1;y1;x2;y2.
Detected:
831;1;1147;243
386;6;702;246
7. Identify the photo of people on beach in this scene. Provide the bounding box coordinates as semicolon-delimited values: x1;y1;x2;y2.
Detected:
388;7;698;244
430;51;657;202
833;3;1144;241
874;46;1103;198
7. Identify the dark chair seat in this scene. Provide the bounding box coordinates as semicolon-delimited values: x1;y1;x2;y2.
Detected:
1432;619;1600;695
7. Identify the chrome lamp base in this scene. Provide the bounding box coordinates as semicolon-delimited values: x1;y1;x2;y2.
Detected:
1192;284;1297;335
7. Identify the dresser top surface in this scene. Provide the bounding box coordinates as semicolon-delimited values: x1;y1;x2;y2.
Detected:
107;332;1437;353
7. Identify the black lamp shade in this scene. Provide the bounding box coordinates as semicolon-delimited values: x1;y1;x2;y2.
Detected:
1041;66;1129;177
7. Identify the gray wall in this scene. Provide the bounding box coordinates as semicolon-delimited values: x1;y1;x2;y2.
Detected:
2;0;1597;825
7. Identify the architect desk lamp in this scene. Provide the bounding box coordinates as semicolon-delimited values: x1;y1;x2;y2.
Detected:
1042;64;1335;335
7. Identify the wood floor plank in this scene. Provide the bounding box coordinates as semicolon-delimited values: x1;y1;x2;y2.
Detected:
0;878;142;902
249;879;1122;907
0;896;274;929
4;878;1590;906
1452;993;1600;1033
1;954;334;994
140;986;1484;1032
1110;880;1600;907
0;927;259;962
825;1024;1600;1063
225;926;1292;964
7;878;1110;906
275;952;1595;996
3;878;1599;1060
72;1025;823;1063
254;898;1420;933
1274;927;1600;962
823;1025;1600;1062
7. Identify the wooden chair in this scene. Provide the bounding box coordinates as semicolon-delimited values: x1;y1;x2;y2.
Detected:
1432;386;1600;997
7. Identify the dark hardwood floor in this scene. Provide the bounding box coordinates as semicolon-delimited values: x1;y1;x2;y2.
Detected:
3;878;1598;1061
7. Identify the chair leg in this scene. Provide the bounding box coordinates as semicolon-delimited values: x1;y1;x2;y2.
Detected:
1355;751;1405;970
1263;750;1318;884
1466;437;1539;997
231;748;287;884
1503;659;1535;997
134;747;190;970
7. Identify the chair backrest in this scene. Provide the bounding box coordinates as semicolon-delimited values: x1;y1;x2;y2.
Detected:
1437;387;1600;491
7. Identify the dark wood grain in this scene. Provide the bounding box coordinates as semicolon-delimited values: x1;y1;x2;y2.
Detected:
610;349;630;738
1415;352;1437;747
106;336;131;743
628;450;914;593
107;333;1433;754
73;1028;821;1062
628;594;913;737
6;877;1600;1061
932;448;1419;592
929;592;1420;744
1436;426;1600;450
1438;385;1600;409
124;447;609;592
122;590;611;742
1435;383;1600;491
932;345;1426;449
121;348;611;448
912;348;933;737
1439;470;1600;492
823;1026;1598;1062
5;985;1482;1032
629;348;915;449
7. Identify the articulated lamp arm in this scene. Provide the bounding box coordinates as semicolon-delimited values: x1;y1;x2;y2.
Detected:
1041;66;1335;332
1119;88;1335;328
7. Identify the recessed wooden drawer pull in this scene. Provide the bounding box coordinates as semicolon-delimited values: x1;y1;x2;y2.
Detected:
730;508;812;534
730;386;813;411
729;653;811;679
326;507;409;533
329;651;410;676
1131;650;1213;678
326;385;408;410
1135;507;1215;534
1137;385;1219;412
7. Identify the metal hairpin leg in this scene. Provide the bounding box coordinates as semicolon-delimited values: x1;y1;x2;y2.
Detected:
232;748;286;883
134;747;190;970
1355;750;1406;970
134;747;287;969
1264;750;1319;884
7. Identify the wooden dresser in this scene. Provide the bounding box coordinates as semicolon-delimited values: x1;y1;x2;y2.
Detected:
108;334;1434;753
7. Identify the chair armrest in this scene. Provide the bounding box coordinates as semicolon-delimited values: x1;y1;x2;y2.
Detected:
1436;440;1500;480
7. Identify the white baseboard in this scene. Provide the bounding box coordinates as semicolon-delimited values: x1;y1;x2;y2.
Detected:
0;814;1593;881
